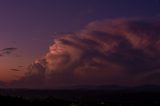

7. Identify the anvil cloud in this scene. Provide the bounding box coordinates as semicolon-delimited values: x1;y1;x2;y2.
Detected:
12;18;160;88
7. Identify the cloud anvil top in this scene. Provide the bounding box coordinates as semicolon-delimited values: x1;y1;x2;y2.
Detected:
8;18;160;88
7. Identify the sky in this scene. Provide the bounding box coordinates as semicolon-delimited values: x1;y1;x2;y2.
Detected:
0;0;160;88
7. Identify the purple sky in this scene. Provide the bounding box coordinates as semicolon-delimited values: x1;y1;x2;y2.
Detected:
0;0;160;85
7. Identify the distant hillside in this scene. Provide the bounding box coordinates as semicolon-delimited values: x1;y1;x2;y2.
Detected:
69;84;160;92
0;81;5;88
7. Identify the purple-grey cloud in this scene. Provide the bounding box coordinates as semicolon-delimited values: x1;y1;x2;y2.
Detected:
0;47;17;56
11;18;160;88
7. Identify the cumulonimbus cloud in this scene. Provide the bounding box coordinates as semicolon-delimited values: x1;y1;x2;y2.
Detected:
11;18;160;88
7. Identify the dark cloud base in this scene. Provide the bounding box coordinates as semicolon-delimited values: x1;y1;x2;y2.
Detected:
11;18;160;89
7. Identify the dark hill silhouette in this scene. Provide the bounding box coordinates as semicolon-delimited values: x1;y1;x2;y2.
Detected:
1;85;160;106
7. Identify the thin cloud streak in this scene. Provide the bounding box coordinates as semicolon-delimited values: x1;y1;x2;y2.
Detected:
9;69;21;72
0;47;17;56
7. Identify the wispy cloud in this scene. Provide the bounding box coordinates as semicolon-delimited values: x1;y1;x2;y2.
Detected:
0;47;17;56
18;66;24;68
9;69;21;72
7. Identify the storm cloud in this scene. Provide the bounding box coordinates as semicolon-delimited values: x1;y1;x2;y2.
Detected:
11;18;160;88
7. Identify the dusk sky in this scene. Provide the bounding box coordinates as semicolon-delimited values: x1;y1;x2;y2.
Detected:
0;0;160;88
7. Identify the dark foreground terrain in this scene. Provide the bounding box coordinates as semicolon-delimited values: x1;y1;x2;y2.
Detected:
0;88;160;106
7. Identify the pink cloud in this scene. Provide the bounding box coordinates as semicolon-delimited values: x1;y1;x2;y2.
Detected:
11;17;160;88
